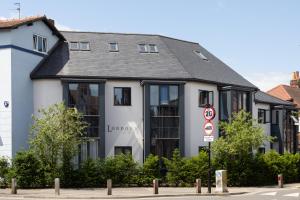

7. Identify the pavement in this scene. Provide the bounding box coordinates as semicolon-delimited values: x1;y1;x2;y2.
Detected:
0;183;298;200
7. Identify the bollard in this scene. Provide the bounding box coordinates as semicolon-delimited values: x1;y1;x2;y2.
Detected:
11;178;17;194
55;178;60;195
153;179;158;194
107;179;112;195
278;174;283;188
215;170;228;193
196;179;201;194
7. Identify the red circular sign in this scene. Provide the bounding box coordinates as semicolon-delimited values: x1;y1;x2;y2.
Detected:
203;121;214;135
203;107;215;121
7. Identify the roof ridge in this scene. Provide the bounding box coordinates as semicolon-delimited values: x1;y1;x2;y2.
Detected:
60;30;199;44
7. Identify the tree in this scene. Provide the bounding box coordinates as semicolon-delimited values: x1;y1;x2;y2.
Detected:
30;102;87;183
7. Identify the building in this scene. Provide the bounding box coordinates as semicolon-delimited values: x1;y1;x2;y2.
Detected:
0;16;297;163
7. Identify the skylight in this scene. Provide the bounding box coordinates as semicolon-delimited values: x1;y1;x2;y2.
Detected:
138;44;148;53
109;42;119;52
80;42;90;51
70;41;90;51
70;42;79;50
149;44;158;53
194;50;208;61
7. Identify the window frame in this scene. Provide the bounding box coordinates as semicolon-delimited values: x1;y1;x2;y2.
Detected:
114;146;132;156
109;42;119;52
198;90;214;107
79;42;90;51
138;44;148;53
149;44;158;53
271;110;279;125
113;87;132;106
33;34;47;53
258;109;270;124
69;41;80;50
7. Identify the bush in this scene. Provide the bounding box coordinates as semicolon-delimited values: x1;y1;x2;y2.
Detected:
9;151;44;188
164;149;186;186
0;157;10;187
104;154;139;186
138;154;161;185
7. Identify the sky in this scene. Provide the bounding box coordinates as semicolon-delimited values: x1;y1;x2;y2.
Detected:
0;0;299;91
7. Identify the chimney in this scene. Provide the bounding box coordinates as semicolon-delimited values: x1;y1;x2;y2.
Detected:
290;71;300;88
48;19;55;26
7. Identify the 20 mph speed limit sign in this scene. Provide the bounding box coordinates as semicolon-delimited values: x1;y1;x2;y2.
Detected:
203;107;215;121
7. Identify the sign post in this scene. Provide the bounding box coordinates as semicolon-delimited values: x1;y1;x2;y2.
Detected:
203;105;215;194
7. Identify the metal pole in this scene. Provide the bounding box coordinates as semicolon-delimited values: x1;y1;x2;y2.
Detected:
208;142;211;193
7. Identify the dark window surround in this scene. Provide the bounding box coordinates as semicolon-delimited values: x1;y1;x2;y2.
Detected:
115;146;132;156
198;90;214;107
258;109;270;124
271;110;279;125
114;87;131;106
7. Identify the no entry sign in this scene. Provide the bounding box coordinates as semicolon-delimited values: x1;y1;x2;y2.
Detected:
203;107;215;121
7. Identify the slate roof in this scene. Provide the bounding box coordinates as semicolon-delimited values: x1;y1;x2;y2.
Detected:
268;85;300;108
0;16;65;40
254;91;294;106
31;31;257;89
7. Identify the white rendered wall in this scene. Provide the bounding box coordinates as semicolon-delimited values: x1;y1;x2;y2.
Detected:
0;48;12;158
184;82;219;157
252;102;271;151
33;80;63;116
105;81;144;163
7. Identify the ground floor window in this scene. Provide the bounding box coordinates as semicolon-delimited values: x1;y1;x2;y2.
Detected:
115;146;132;156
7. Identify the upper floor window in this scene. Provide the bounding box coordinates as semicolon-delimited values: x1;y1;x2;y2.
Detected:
80;42;90;51
109;42;119;52
138;44;159;53
139;44;148;53
114;87;131;106
258;109;270;124
194;50;208;61
70;42;79;50
33;34;47;53
199;90;213;107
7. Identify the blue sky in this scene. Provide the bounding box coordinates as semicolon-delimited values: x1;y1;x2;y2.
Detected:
1;0;299;91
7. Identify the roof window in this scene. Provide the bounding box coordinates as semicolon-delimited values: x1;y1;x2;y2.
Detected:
149;44;158;53
194;50;208;61
70;42;79;50
109;42;119;52
79;42;90;51
138;44;148;53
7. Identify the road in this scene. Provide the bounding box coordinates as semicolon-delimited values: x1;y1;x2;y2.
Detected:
0;188;299;200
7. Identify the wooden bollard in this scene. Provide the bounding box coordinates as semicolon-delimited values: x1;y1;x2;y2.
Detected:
196;179;201;193
278;174;283;188
55;178;60;195
11;178;17;194
107;179;112;195
153;179;158;194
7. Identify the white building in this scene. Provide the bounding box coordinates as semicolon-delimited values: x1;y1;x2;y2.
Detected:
0;16;296;163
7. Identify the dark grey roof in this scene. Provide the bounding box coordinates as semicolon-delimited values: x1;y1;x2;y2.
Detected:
31;31;257;89
254;91;294;106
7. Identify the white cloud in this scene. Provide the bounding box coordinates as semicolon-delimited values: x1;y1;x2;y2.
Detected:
0;16;8;20
55;23;79;31
244;72;290;92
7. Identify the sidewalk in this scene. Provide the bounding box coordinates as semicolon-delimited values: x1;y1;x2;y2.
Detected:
0;183;299;199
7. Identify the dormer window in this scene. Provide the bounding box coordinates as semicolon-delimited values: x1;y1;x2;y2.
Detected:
149;44;158;53
70;42;79;50
80;42;90;51
194;50;208;61
138;44;148;53
109;42;119;52
33;34;47;53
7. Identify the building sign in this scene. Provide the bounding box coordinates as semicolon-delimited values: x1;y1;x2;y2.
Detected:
107;125;139;134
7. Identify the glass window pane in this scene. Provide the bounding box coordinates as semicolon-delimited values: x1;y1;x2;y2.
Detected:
68;83;78;107
89;140;98;159
149;44;158;53
114;88;122;105
38;36;43;52
220;91;230;120
169;86;178;105
199;90;209;106
160;85;169;105
42;38;47;52
70;42;79;50
80;42;90;50
139;44;147;52
109;43;118;52
123;88;131;105
150;85;159;106
209;91;214;105
33;35;37;50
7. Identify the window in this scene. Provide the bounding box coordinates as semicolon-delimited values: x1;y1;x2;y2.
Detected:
194;50;208;61
272;110;279;125
138;44;148;53
149;44;158;53
199;90;213;107
258;109;270;124
258;147;265;154
114;87;131;106
232;91;250;113
109;42;119;52
115;146;132;156
70;42;79;50
33;34;47;53
80;42;90;50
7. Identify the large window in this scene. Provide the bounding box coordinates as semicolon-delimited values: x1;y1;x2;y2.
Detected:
258;109;270;124
33;34;47;53
199;90;213;107
232;91;250;113
114;87;131;106
149;85;180;159
68;83;100;161
272;110;279;125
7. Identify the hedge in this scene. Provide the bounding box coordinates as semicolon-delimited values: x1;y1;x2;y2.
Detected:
0;150;299;188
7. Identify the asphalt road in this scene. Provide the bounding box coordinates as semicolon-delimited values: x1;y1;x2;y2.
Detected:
0;188;299;200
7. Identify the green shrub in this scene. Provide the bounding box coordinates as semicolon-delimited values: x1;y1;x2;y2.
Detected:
138;154;161;185
164;149;186;186
0;157;10;187
104;154;139;185
9;151;44;188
